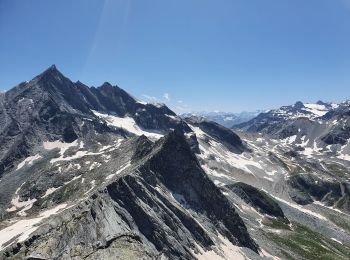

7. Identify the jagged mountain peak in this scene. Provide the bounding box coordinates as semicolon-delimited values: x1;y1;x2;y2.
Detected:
36;64;66;82
185;116;247;154
316;100;328;106
99;81;116;90
293;101;304;109
158;129;193;153
41;64;59;74
133;130;259;253
2;66;349;259
0;66;193;178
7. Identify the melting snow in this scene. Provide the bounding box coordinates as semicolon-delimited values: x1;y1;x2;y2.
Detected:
50;150;103;164
331;238;343;245
17;154;42;170
106;162;131;180
190;125;274;180
165;114;180;121
269;194;327;221
64;175;82;185
41;187;60;198
92;110;163;139
0;204;69;250
193;235;246;260
84;180;96;195
43;140;79;152
263;176;274;182
303;103;329;117
89;162;101;171
6;183;37;216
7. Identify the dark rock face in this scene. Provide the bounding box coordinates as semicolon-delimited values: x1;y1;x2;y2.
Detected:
320;102;350;145
2;131;259;259
0;66;190;178
142;131;258;252
227;182;287;221
185;117;247;153
288;173;350;211
322;123;350;145
294;101;305;110
234;112;284;135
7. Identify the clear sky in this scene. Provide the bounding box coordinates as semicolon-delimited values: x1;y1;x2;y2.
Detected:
0;0;349;113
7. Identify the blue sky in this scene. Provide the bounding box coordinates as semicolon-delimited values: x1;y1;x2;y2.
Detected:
0;0;349;113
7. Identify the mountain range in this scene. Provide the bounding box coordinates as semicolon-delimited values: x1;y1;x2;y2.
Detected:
181;110;264;128
0;66;349;259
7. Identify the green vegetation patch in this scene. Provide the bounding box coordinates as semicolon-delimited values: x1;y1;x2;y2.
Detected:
265;222;350;260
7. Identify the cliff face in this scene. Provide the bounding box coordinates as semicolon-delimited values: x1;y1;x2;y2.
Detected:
0;66;188;178
2;132;258;259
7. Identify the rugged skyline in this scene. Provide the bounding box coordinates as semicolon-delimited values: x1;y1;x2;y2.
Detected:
1;66;349;259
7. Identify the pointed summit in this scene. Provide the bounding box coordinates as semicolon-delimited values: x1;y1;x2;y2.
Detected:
43;64;60;75
316;100;328;106
294;101;304;109
101;82;113;88
38;64;64;79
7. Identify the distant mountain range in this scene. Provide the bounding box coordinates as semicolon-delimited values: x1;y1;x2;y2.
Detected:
181;110;264;128
1;66;350;259
235;100;350;147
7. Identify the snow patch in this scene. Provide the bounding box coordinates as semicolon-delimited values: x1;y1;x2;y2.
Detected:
270;194;327;221
106;162;131;180
193;235;246;260
17;154;42;170
50;150;103;164
84;180;96;195
331;237;343;245
92;110;163;139
6;183;37;216
303;103;329;117
42;187;60;198
89;162;101;171
0;204;69;250
43;140;79;152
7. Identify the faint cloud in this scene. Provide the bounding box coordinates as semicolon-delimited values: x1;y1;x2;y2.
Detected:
174;103;190;114
142;94;158;102
163;93;170;101
175;106;186;111
142;93;190;114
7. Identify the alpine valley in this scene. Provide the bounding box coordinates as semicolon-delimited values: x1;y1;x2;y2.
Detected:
0;66;349;260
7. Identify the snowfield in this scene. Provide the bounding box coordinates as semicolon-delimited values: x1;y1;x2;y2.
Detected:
0;204;70;251
92;110;163;139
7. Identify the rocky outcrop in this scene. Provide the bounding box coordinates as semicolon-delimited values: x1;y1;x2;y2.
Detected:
227;182;287;221
288;173;350;212
185;117;247;153
2;131;258;259
0;66;191;178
